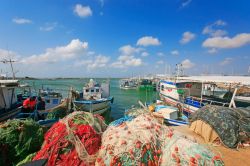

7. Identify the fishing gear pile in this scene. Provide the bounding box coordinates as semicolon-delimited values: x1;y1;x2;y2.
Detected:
161;132;224;166
97;109;224;166
189;105;250;148
33;111;107;166
0;119;44;166
96;113;171;166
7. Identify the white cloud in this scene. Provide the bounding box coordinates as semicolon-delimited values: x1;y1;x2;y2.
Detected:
157;52;165;57
111;55;142;68
12;18;32;24
215;20;227;26
119;45;143;55
75;55;110;70
220;58;233;66
21;39;88;64
208;48;217;54
40;22;57;31
136;36;161;46
141;52;149;57
111;45;143;68
74;4;92;18
180;31;195;44
157;60;164;64
171;50;179;55
202;33;250;49
181;0;192;8
0;49;19;60
202;20;227;37
181;59;195;69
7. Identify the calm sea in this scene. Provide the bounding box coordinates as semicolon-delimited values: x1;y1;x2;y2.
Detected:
20;78;158;120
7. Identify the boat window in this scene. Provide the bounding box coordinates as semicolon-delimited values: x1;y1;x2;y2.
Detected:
91;89;94;92
96;89;99;92
161;85;164;90
86;89;89;92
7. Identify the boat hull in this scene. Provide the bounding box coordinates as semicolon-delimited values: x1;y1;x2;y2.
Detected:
159;92;198;117
120;86;137;90
74;97;113;114
0;107;21;122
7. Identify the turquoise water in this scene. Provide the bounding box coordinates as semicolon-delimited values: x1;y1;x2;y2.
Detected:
20;78;158;119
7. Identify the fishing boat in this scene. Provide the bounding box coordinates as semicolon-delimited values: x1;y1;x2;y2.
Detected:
38;87;63;110
73;79;114;114
159;76;250;117
0;79;33;122
119;79;138;89
138;79;156;91
153;104;188;126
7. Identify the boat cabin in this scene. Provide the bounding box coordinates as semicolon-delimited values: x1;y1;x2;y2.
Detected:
39;89;62;110
0;80;19;111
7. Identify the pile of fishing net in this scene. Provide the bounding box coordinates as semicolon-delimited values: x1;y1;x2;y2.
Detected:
0;119;44;166
97;109;224;166
33;111;107;166
97;113;167;165
161;132;224;165
189;105;250;148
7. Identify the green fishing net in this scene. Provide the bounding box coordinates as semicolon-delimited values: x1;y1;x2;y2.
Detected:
0;119;44;166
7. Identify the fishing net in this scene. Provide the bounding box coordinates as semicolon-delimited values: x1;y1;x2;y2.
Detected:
189;105;250;148
97;109;224;166
96;113;171;166
33;111;107;166
0;119;44;166
161;132;224;166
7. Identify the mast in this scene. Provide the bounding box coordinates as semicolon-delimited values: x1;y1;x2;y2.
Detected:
0;59;16;79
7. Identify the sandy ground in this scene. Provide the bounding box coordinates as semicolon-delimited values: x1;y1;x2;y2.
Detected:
172;126;250;166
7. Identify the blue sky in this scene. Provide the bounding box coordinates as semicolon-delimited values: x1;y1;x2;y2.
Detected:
0;0;250;77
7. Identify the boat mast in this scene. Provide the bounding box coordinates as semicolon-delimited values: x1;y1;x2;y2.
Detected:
0;58;16;80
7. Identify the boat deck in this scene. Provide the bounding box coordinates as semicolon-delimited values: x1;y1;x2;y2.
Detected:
172;126;250;166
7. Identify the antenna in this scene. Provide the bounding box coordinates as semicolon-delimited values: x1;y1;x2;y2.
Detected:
0;59;16;79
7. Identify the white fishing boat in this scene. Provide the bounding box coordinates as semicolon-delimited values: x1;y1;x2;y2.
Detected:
119;79;138;89
153;104;188;126
38;88;63;110
159;76;250;117
73;79;114;114
0;78;34;121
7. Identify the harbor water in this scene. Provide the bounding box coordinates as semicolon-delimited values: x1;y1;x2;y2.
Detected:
20;78;159;120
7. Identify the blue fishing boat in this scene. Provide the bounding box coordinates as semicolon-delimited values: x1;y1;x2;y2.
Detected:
73;79;114;114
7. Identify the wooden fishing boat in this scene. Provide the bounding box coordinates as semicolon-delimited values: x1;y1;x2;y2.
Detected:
73;79;114;114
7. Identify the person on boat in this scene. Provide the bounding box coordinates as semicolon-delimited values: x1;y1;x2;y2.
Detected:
22;96;36;113
37;97;46;110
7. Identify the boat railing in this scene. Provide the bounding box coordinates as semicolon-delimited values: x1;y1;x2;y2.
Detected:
189;96;230;107
167;87;230;107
